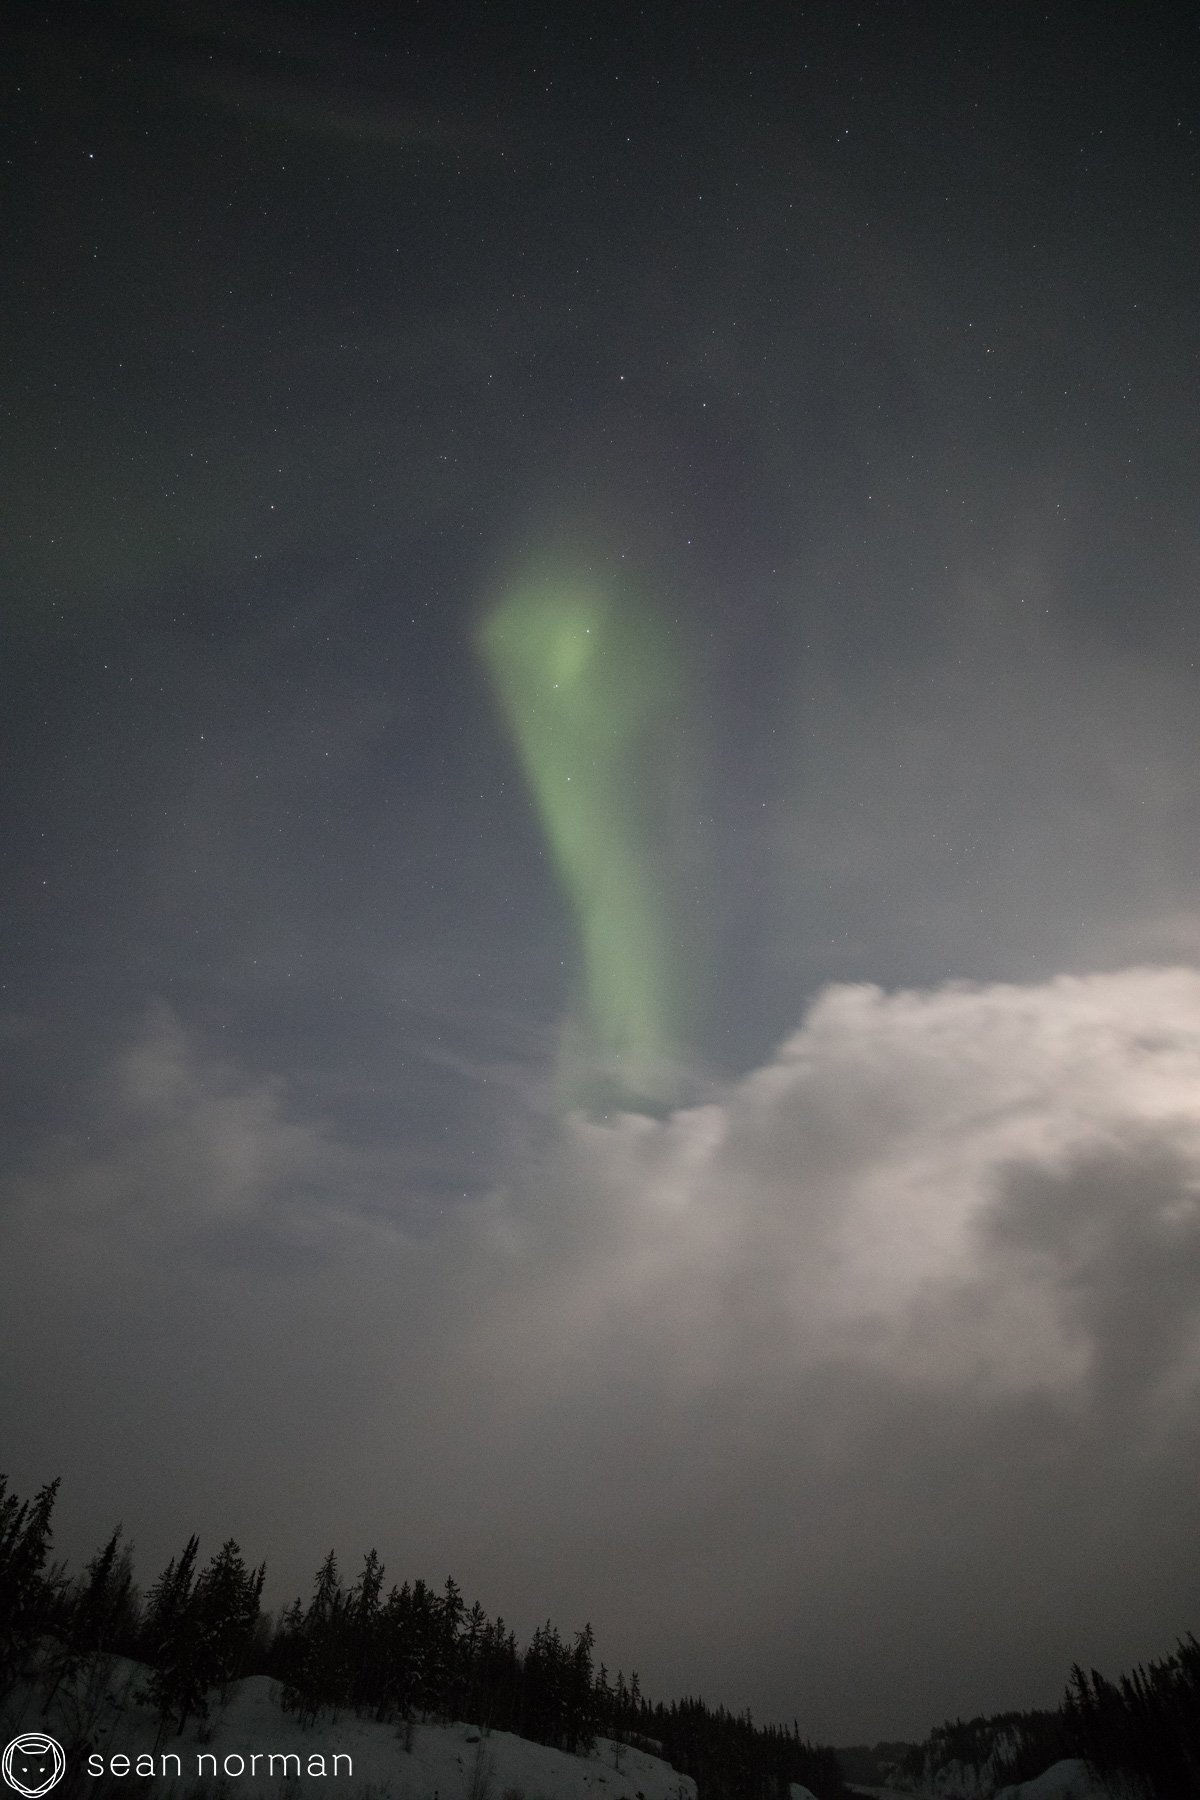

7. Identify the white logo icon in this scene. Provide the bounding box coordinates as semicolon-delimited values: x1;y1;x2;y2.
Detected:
2;1735;66;1798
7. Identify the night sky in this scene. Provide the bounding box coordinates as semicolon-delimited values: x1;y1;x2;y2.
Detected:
4;0;1200;1744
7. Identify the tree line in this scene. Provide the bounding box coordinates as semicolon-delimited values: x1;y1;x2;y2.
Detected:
1064;1636;1200;1800
890;1706;1073;1792
0;1475;849;1800
891;1637;1200;1800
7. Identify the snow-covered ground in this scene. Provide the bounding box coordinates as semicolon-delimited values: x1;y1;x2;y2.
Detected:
3;1660;697;1800
3;1660;1124;1800
993;1761;1110;1800
846;1757;1112;1800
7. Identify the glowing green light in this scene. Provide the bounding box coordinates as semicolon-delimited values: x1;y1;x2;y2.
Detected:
479;558;689;1102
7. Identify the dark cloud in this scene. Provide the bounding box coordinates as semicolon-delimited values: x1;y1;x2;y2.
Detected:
986;1143;1200;1428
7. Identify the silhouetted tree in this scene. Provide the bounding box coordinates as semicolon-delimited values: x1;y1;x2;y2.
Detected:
279;1549;349;1725
138;1535;211;1738
42;1526;138;1712
0;1475;62;1698
192;1539;264;1696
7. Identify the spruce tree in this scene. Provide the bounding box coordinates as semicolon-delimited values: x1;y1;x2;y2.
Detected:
566;1624;596;1753
138;1535;211;1738
0;1476;62;1697
42;1526;137;1712
280;1550;347;1726
348;1548;385;1714
192;1539;264;1697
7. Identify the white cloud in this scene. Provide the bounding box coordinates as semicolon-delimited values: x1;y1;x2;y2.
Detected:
469;967;1200;1412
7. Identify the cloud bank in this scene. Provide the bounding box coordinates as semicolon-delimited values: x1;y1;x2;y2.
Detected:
4;969;1200;1738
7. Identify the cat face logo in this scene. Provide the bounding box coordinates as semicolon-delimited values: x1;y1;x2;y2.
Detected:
2;1735;65;1798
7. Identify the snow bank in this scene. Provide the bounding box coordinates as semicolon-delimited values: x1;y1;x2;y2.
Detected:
993;1760;1108;1800
6;1660;697;1800
847;1754;1113;1800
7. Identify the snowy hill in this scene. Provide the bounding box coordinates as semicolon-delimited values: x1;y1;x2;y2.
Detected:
4;1658;698;1800
845;1755;1110;1800
993;1762;1107;1800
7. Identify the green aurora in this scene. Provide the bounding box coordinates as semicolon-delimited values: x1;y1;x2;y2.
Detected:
479;560;693;1103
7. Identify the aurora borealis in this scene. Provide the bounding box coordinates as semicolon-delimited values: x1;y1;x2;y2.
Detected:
479;559;691;1102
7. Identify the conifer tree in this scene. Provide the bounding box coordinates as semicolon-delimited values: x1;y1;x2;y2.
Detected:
432;1576;464;1718
458;1599;487;1723
192;1539;264;1697
565;1624;596;1753
345;1548;385;1714
407;1577;440;1721
140;1535;199;1666
42;1526;137;1712
280;1550;347;1725
0;1476;62;1698
138;1535;211;1738
377;1581;417;1722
